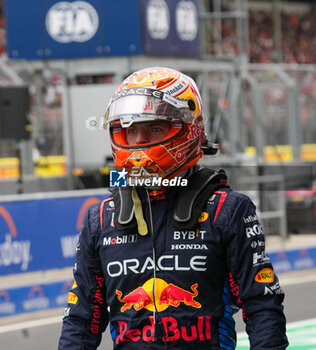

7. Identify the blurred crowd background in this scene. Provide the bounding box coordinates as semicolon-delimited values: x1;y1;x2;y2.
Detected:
0;0;315;236
209;4;316;64
0;0;315;158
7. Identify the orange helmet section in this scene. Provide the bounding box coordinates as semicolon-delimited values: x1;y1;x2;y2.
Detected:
117;68;181;91
116;67;203;119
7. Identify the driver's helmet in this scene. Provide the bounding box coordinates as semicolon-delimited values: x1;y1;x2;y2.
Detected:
104;67;206;179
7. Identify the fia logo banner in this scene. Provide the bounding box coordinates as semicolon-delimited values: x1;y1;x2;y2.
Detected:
46;1;99;43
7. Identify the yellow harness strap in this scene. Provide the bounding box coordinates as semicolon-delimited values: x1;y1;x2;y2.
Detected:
132;187;148;236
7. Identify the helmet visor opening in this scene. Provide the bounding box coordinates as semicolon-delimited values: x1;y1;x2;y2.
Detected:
105;95;193;127
110;120;184;149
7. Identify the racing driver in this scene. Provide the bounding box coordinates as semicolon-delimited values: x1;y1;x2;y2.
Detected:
58;67;288;349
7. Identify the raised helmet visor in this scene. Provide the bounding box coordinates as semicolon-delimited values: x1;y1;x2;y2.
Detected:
104;88;194;128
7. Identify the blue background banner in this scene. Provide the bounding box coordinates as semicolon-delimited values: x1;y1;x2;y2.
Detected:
0;246;315;317
5;0;200;60
0;280;73;317
1;190;316;276
141;0;200;57
0;193;107;275
5;0;141;59
269;247;316;274
1;189;316;317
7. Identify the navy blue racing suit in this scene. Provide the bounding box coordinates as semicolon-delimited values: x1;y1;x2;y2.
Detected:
58;184;288;349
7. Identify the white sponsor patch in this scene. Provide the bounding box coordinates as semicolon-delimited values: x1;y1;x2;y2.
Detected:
243;214;258;224
107;255;207;277
246;224;264;238
103;234;137;246
253;251;270;265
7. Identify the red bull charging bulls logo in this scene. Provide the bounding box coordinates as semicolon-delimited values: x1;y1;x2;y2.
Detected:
115;279;209;344
116;278;201;313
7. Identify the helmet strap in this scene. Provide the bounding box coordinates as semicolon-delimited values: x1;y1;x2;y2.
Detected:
132;187;148;236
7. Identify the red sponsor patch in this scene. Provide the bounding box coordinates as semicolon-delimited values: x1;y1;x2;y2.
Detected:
116;316;211;344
